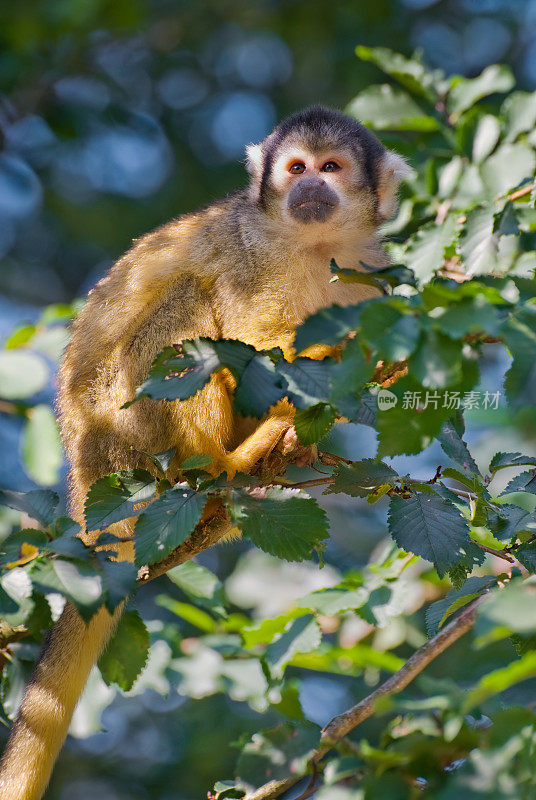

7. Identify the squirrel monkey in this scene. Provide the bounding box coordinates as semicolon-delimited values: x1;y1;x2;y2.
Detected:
0;105;409;799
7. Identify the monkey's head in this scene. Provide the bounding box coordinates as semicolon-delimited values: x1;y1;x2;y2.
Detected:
246;105;411;240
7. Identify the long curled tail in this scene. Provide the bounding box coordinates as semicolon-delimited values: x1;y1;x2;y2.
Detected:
0;602;122;800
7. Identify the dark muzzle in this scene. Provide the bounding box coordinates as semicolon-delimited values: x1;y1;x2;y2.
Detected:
287;177;339;223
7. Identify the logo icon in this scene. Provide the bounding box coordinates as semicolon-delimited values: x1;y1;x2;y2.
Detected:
377;389;398;411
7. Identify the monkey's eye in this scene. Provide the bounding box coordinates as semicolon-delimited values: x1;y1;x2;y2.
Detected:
288;162;306;174
321;161;341;172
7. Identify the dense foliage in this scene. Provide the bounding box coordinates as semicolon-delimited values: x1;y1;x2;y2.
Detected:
1;46;536;799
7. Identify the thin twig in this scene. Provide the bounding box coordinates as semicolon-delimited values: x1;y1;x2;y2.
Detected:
243;595;485;800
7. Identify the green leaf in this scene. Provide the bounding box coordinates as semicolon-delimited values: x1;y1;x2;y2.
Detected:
359;299;421;361
426;576;495;636
0;528;47;568
31;558;104;620
134;483;208;566
0;488;59;527
502;90;536;142
297;585;368;615
504;471;536;494
233;353;286;418
22;404;63;486
236;722;320;787
447;64;515;118
330;338;373;402
277;357;333;409
0;569;35;626
355;45;438;101
472;114;500;164
347;84;440;131
477;579;536;636
167;560;226;615
0;351;48;400
388;493;480;577
85;469;157;531
436;417;479;475
211;781;245;800
138;447;176;474
410;331;463;389
4;324;37;350
480;143;536;197
325;459;397;498
243;609;308;649
490;452;536;473
463;651;536;712
515;543;536;573
294;304;361;353
180;454;214;470
294;403;336;445
98;610;149;691
95;554;138;612
457;205;498;276
404;215;458;284
226;487;329;562
502;305;536;410
265;614;321;678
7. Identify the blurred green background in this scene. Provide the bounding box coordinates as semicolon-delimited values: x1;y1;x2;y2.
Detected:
1;1;536;798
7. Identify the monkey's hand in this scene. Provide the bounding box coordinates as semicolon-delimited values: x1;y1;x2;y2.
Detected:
276;425;317;467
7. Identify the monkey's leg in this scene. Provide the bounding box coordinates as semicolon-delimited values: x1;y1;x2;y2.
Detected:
218;400;295;477
0;602;121;800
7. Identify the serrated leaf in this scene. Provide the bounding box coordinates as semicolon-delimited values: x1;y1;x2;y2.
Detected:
233;353;285;417
447;64;514;118
134;483;208;566
404;215;458;284
490;452;536;472
276;357;333;410
325;459;397;498
294;304;361;353
347;84;440;131
138;447;176;474
436;417;479;475
504;471;536;494
492;504;536;542
330;338;373;402
226;487;329;562
388;493;478;577
294;403;336;445
98;610;149;691
85;469;157;531
265;614;321;678
515;543;536;573
0;488;59;527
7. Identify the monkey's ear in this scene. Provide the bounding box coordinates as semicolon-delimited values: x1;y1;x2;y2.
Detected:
246;143;264;182
376;150;413;220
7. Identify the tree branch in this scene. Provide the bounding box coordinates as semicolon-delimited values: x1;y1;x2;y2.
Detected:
243;594;485;800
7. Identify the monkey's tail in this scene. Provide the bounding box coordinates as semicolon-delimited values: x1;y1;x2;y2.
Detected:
0;602;122;800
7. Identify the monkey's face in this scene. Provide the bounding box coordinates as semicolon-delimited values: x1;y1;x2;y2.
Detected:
265;143;378;237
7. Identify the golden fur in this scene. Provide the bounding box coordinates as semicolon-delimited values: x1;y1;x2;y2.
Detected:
0;106;408;799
